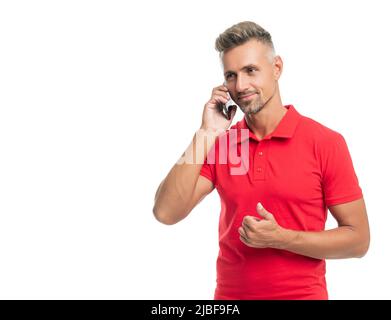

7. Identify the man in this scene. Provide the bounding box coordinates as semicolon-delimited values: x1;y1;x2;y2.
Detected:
153;21;370;300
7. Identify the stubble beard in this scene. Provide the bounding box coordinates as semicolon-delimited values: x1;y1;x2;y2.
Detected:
239;85;277;115
239;94;264;115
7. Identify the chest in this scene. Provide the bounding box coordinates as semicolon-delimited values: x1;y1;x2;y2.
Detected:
215;138;323;208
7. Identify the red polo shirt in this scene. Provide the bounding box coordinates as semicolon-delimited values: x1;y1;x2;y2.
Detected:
200;105;363;300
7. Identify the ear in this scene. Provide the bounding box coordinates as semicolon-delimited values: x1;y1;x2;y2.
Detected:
273;55;283;80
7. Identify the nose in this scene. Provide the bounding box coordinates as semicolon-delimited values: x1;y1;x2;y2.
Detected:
235;74;250;94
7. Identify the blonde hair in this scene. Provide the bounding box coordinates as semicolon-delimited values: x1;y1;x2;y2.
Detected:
215;21;276;62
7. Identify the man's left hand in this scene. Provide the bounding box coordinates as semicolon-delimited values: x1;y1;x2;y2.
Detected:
238;202;288;249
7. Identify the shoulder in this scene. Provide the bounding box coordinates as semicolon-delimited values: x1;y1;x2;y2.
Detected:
297;114;345;145
296;115;353;174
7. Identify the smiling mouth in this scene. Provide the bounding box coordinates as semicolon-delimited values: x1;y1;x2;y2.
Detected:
238;93;257;100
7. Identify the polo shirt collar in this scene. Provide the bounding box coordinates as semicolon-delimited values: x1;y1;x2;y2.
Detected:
232;105;301;144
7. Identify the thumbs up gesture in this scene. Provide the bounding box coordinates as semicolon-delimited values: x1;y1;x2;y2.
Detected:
238;202;287;249
256;202;277;222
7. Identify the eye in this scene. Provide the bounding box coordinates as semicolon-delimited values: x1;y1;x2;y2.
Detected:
247;67;256;73
226;73;234;80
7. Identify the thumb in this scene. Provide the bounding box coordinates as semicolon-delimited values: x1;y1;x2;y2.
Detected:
256;202;275;221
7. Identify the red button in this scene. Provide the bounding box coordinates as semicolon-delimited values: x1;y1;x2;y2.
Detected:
256;168;262;172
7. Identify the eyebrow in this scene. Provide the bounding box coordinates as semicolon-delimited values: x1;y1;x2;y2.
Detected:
224;64;259;77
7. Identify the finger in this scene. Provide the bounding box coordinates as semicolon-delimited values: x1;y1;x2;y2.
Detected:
256;202;265;216
212;87;230;99
211;94;229;106
214;85;229;92
213;90;231;102
238;226;245;238
256;202;273;221
238;226;249;239
261;210;275;222
239;235;254;247
242;216;256;232
239;234;249;244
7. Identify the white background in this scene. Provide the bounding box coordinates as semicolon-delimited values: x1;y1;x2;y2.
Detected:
0;0;390;299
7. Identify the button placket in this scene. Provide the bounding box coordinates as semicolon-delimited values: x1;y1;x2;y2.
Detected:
253;141;267;181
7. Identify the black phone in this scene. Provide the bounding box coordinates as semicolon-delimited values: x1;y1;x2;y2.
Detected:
218;92;237;120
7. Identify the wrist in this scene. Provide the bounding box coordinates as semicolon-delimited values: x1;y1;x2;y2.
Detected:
188;128;221;164
197;127;225;139
199;125;225;134
277;227;299;251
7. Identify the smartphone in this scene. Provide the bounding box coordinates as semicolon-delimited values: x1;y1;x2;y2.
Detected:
218;92;237;120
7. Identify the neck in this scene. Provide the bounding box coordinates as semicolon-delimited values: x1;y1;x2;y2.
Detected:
244;88;286;140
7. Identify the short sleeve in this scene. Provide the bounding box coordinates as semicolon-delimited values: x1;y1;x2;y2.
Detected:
200;143;217;186
319;132;363;207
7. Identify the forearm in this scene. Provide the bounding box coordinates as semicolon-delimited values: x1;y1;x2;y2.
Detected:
153;128;220;224
280;226;369;260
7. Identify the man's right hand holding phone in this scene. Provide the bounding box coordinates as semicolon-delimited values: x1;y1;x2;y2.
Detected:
200;84;237;132
153;84;238;225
